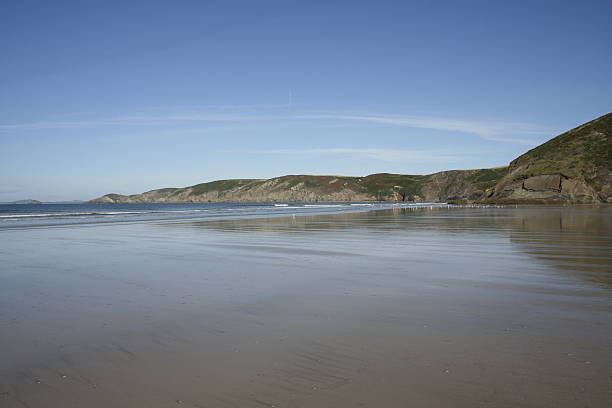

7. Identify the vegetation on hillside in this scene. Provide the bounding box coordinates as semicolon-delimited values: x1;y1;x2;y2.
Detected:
464;167;509;191
511;113;610;176
187;179;259;197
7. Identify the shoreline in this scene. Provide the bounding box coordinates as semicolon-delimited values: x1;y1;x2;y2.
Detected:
2;201;609;231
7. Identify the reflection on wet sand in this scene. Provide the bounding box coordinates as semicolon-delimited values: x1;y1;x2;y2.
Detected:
1;206;611;407
508;207;612;284
189;206;612;286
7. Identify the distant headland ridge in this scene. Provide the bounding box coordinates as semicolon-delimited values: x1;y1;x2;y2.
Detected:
90;113;610;205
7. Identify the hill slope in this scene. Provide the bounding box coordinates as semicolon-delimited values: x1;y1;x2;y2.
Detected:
485;112;611;203
90;113;611;204
90;168;508;204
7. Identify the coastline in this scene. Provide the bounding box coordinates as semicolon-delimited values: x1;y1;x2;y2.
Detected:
2;201;609;231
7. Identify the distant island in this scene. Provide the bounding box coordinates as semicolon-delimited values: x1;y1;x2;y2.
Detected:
2;199;42;204
91;113;611;204
0;200;85;205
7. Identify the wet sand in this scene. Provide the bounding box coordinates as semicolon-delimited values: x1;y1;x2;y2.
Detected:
1;206;611;407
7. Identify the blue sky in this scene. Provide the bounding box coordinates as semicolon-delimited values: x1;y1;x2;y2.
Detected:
1;0;610;201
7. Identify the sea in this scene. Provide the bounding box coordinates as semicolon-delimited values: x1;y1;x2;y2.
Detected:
0;201;448;228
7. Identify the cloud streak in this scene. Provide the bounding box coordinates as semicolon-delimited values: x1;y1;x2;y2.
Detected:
289;112;550;144
0;105;553;145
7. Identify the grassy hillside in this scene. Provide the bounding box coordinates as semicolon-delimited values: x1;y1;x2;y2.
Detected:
89;169;508;204
488;112;611;203
511;113;610;176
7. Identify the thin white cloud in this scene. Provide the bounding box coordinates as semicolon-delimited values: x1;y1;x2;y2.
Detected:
0;105;553;145
290;113;548;144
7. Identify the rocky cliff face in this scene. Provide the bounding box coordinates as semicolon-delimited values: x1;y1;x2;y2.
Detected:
90;113;611;204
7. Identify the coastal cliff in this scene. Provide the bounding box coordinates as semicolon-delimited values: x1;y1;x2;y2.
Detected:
90;169;507;204
90;113;611;204
484;113;611;203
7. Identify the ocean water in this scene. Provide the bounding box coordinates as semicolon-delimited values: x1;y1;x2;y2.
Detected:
1;205;611;407
0;201;446;228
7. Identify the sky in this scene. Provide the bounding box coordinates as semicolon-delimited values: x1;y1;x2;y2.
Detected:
1;0;611;201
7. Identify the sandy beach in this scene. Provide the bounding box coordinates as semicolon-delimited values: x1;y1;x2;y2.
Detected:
1;206;611;407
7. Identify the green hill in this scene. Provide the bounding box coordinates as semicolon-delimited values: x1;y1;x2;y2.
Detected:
89;167;509;204
485;112;611;203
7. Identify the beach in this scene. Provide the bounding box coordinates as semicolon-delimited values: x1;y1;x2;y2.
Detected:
1;205;611;407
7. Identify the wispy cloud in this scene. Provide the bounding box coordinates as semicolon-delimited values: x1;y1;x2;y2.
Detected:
290;113;549;144
0;105;553;145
